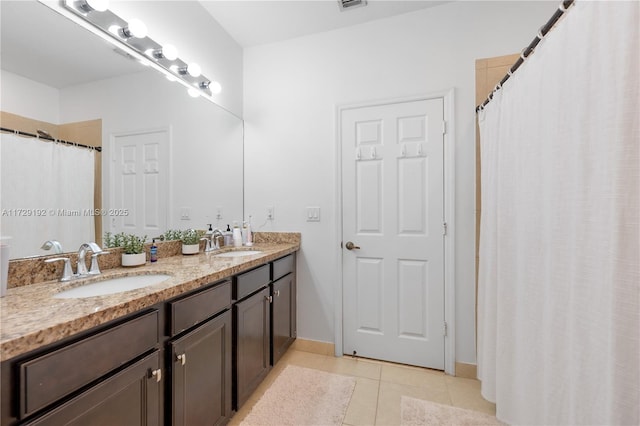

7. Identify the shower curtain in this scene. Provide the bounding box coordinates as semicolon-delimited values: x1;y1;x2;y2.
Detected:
0;133;95;258
477;2;639;425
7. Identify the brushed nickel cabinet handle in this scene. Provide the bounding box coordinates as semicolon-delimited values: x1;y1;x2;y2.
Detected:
177;353;186;366
151;368;161;382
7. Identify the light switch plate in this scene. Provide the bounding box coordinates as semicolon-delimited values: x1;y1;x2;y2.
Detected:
306;207;320;222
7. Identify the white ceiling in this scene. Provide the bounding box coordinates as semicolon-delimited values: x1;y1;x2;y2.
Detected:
198;0;450;48
0;1;449;90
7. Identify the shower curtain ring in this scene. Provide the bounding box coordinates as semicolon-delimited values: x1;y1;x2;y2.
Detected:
520;48;529;61
559;1;568;12
537;26;545;40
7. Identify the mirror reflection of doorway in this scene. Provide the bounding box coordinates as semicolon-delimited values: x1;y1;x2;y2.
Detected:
110;128;169;239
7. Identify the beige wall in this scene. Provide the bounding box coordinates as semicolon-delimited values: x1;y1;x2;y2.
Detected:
474;54;519;359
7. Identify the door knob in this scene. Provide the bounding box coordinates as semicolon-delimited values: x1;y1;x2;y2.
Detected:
345;241;360;250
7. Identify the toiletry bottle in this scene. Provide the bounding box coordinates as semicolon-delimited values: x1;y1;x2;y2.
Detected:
206;224;213;237
242;221;248;245
224;224;233;246
232;221;243;247
245;215;254;247
150;239;158;263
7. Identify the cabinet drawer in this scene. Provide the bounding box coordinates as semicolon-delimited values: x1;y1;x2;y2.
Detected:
19;310;159;418
272;254;294;281
26;351;160;426
170;280;231;336
234;264;269;300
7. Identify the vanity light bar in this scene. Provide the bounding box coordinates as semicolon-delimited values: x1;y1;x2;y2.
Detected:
60;0;217;97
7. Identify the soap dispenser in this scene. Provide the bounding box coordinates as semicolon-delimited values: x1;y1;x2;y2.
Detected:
224;224;233;247
150;238;158;263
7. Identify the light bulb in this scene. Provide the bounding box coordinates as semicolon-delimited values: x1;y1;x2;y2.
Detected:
126;18;147;38
85;0;109;12
108;25;121;36
188;88;200;98
210;81;222;94
162;44;178;61
187;63;201;77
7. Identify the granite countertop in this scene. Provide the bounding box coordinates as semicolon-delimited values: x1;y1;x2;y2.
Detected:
0;242;299;362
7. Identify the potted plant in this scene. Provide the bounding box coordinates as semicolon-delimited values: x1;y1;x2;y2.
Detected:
180;229;204;255
161;230;178;241
105;232;147;266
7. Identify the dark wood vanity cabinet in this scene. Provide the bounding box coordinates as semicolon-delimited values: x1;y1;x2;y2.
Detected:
271;254;297;365
26;351;161;426
1;253;297;425
232;253;297;410
167;280;232;426
233;286;271;410
1;310;162;425
169;311;232;426
271;274;296;365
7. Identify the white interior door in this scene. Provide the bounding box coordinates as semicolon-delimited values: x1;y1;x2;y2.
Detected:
111;129;169;238
342;98;445;369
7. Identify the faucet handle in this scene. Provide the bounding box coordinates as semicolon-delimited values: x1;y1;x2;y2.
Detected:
200;237;213;252
45;257;74;281
89;252;110;275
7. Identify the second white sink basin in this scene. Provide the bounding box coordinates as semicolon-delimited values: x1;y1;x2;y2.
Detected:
214;250;262;258
54;274;171;299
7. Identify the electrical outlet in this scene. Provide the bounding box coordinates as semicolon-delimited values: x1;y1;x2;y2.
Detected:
267;206;274;221
180;207;190;220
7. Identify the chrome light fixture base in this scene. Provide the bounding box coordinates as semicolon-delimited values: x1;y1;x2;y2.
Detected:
61;0;215;97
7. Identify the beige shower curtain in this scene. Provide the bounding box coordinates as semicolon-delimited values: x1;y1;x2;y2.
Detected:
477;1;639;425
0;133;95;258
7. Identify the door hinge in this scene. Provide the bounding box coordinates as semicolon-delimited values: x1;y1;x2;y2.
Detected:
443;222;448;236
442;120;447;135
444;321;448;337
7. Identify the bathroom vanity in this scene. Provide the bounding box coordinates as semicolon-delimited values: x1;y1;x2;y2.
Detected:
0;239;298;425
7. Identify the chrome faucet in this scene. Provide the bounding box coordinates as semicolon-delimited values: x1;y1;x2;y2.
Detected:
45;242;108;281
41;240;63;254
77;242;104;276
211;229;224;250
202;229;224;252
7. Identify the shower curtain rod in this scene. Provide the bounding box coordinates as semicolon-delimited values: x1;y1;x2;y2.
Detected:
476;0;575;113
0;126;102;152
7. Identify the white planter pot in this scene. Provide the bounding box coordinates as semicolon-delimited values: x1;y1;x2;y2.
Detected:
122;252;146;267
182;244;200;255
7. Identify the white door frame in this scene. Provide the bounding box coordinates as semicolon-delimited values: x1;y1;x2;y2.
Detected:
334;89;456;375
108;126;173;235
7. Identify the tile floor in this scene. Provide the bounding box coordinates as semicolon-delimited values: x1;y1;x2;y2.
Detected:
230;348;496;425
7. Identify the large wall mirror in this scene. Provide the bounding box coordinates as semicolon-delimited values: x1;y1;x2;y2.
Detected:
0;1;244;259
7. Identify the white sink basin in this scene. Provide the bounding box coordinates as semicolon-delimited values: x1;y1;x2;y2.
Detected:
214;250;262;258
54;274;171;299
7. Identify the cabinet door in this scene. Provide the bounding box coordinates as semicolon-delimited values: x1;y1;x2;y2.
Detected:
27;351;161;425
272;274;296;365
234;287;271;409
170;310;232;426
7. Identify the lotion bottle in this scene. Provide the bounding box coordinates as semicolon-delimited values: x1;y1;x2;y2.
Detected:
232;221;242;247
245;216;253;247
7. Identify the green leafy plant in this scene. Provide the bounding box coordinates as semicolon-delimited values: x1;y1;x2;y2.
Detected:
103;232;147;254
162;229;182;242
180;229;205;245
